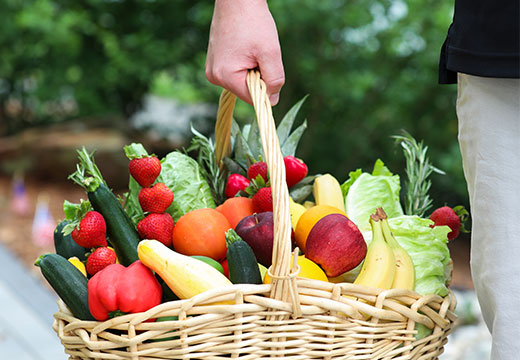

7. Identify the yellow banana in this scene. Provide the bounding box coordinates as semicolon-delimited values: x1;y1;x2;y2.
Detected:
289;197;307;229
68;256;87;277
353;215;395;289
313;174;346;212
379;212;415;290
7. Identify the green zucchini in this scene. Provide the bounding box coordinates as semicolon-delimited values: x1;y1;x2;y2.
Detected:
225;229;263;285
191;255;225;275
54;220;88;261
35;253;94;320
88;183;139;266
69;148;139;267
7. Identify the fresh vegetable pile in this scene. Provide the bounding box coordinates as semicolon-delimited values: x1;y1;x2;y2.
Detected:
36;98;464;334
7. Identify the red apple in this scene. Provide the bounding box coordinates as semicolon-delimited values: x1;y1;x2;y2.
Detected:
305;213;367;277
235;212;274;267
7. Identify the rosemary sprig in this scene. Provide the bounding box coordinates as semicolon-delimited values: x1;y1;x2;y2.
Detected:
393;131;445;217
186;125;226;205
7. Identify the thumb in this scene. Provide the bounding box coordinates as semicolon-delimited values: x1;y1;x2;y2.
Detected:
258;53;285;106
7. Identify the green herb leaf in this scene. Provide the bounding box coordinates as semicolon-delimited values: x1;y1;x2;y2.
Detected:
281;119;307;157
277;94;308;145
393;131;445;217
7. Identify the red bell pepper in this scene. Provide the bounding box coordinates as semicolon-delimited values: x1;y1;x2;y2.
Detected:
88;260;162;321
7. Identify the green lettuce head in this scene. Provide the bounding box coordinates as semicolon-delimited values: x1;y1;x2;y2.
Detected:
342;159;404;232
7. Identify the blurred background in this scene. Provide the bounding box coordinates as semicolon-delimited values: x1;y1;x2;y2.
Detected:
0;0;489;359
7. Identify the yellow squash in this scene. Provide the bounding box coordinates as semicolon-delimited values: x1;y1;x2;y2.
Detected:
137;240;233;302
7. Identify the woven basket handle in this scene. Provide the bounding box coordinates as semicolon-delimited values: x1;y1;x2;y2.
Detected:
214;70;300;315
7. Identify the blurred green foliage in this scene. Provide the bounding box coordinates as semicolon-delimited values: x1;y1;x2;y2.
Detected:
0;0;466;209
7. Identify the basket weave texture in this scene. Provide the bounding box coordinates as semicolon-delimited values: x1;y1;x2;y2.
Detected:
53;70;457;359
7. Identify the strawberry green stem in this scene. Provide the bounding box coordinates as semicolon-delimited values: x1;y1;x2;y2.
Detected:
68;147;107;191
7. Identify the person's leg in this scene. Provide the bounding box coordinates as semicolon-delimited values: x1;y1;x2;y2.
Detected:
457;73;520;359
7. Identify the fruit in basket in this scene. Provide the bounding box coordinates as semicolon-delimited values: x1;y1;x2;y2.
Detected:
86;247;117;276
71;211;107;248
353;214;395;289
248;161;268;182
225;174;250;198
137;213;175;247
226;229;263;284
138;182;174;214
128;156;161;187
378;209;415;290
235;212;274;267
138;240;233;303
429;206;462;241
264;255;328;283
284;156;308;188
313;174;346;213
88;260;162;321
191;255;225;275
289;198;306;229
216;197;255;229
35;253;94;320
305;214;366;277
171;208;230;260
252;187;273;213
68;256;87;277
294;205;347;253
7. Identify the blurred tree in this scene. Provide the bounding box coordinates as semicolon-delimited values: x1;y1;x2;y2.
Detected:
0;0;465;209
0;0;215;134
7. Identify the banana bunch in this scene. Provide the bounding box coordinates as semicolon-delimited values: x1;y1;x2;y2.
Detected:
354;208;415;290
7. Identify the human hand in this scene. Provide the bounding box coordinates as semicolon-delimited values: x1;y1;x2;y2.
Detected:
205;0;284;106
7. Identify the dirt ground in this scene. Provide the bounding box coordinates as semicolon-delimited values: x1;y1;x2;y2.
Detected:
0;174;474;289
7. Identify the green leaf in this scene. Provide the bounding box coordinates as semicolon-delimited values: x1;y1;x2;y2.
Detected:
159;151;216;221
124;143;150;159
281;119;307;157
234;132;252;170
222;157;247;176
289;184;313;203
277;94;309;145
341;168;363;198
247;117;263;160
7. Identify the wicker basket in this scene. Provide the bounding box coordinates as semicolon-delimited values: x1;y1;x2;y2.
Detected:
53;70;457;359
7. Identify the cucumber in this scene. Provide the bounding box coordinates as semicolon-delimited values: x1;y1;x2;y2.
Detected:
225;229;262;285
35;253;94;320
54;220;88;261
88;183;139;266
191;255;225;275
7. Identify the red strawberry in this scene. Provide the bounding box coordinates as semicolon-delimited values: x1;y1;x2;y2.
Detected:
71;211;107;248
252;187;273;213
137;213;174;247
86;247;117;276
248;161;268;182
129;156;161;187
225;174;250;198
430;206;461;241
284;156;308;188
139;182;174;213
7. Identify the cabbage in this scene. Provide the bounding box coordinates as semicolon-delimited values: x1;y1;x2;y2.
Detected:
388;215;451;296
341;159;451;297
342;159;404;232
160;151;216;221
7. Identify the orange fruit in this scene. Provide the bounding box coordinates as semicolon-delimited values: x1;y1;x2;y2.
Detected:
172;208;231;261
294;205;347;253
264;255;328;284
